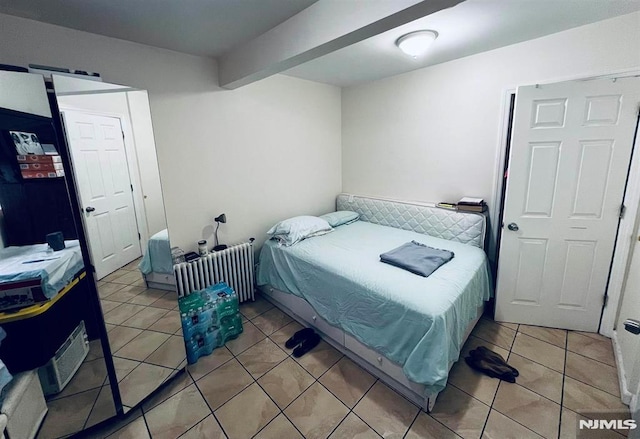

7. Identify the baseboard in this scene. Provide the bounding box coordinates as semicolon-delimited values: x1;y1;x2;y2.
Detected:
612;330;633;406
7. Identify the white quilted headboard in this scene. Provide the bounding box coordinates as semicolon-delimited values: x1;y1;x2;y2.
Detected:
336;194;486;249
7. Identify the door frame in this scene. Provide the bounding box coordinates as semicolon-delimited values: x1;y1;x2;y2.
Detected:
59;107;149;266
491;69;640;337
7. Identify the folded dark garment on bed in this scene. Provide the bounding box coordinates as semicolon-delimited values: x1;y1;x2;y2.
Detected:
380;240;454;277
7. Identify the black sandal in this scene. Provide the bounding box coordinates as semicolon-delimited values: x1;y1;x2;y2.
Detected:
285;328;315;349
293;332;321;358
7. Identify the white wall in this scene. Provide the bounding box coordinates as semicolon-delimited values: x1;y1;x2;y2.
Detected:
342;11;640;212
0;13;342;251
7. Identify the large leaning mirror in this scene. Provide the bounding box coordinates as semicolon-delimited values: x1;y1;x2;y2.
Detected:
0;70;117;438
51;74;186;414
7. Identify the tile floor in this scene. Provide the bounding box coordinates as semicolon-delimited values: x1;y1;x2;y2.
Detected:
79;294;629;439
36;259;185;439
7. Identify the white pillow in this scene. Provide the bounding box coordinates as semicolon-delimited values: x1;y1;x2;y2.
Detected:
267;216;333;246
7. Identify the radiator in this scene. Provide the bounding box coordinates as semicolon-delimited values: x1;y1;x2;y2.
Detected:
174;241;255;302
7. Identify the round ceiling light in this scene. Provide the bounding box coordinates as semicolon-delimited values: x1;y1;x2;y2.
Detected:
395;30;438;58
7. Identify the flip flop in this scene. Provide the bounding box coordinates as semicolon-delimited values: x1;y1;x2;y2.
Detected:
470;346;519;377
465;356;516;383
293;332;321;358
285;328;315;349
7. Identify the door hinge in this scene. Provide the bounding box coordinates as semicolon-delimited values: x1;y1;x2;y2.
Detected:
130;184;133;192
122;131;125;140
138;232;141;240
603;294;609;307
620;204;626;219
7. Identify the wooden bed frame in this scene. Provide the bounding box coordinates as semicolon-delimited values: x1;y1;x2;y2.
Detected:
257;193;490;412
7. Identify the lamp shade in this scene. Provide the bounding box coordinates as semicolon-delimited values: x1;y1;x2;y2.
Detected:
396;30;438;58
215;213;226;224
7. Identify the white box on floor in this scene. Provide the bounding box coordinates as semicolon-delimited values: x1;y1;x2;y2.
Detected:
1;370;47;439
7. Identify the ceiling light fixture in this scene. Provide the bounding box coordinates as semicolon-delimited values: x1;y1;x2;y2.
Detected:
396;30;438;58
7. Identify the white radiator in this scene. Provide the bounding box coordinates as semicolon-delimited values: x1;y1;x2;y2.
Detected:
174;241;255;302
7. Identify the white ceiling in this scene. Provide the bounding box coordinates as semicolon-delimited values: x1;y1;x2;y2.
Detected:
284;0;640;86
0;0;317;57
0;0;638;87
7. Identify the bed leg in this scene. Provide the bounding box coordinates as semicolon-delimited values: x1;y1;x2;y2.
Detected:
424;395;436;413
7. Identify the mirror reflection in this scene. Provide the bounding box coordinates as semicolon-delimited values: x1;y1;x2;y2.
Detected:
52;75;185;413
0;70;115;438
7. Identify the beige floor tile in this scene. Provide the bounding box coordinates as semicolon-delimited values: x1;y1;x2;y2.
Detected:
131;277;147;287
353;381;418;437
319;357;376;408
106;323;116;333
285;382;349;439
148;311;182;334
430;384;490;439
567;332;615;366
98;281;125;299
225;321;266;355
506;353;563;403
85;385;117;428
518;325;567;348
104;303;147;325
447;357;500;406
113;357;141;383
329;412;380;439
115;330;171;361
256;414;303;439
128;288;168;305
559;408;626;439
150;291;179;310
294;339;343;378
145;384;210;439
118;363;174;407
121;306;169;330
240;296;274;319
104;412;150;439
237;337;288;378
121;258;142;271
565;351;620;397
251;307;293;335
575;331;611;343
86;339;105;361
181;414;227;439
472;318;516;350
100;299;121;313
101;269;130;283
462;335;510;359
406;412;461;439
216;383;280;439
511;332;565;372
188;346;234;381
111;270;144;285
482;409;543;439
258;357;316;409
106;285;146;303
50;358;107;399
142;370;193;412
145;335;187;369
494;321;519;331
196;358;254;410
270;320;304;351
37;389;100;439
493;382;560;439
563;376;629;415
107;326;143;352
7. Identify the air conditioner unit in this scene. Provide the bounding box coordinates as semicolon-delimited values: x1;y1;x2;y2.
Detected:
37;321;89;396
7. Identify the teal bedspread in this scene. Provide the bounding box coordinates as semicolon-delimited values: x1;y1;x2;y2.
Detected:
257;221;492;394
138;229;173;275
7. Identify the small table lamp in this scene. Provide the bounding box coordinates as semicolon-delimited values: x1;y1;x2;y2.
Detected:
214;213;227;251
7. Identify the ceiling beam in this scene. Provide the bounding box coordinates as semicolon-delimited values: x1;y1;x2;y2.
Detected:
218;0;463;89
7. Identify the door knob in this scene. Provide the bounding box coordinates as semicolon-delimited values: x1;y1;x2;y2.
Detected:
507;223;519;231
85;206;96;213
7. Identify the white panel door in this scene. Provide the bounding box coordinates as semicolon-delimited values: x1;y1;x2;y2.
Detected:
496;77;640;331
62;111;142;279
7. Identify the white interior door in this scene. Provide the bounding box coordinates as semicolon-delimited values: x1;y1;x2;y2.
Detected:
62;110;142;279
496;77;640;331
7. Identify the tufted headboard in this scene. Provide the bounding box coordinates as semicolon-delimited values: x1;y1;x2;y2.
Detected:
336;193;486;249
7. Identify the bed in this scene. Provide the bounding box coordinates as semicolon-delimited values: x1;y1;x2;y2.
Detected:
257;194;491;411
138;229;176;291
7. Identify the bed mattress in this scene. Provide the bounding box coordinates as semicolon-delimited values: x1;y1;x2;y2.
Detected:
138;229;173;275
0;240;84;299
257;220;492;393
